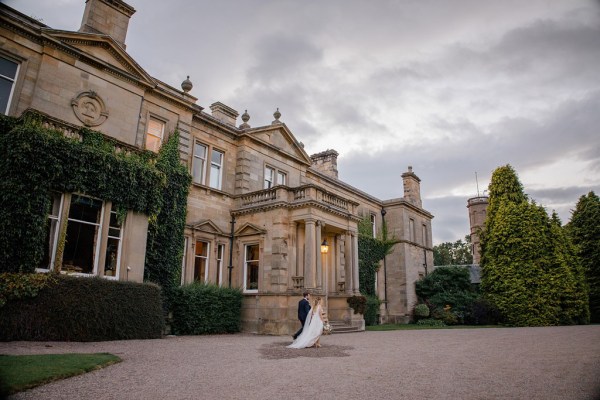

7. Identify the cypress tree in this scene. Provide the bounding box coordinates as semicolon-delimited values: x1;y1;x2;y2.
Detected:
566;192;600;322
480;165;589;326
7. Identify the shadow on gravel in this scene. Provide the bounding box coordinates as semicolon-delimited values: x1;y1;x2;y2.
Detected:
259;341;354;359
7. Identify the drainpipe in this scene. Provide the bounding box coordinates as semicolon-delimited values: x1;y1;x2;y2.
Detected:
381;208;388;310
228;215;236;288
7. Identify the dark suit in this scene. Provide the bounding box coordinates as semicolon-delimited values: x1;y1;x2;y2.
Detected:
293;298;311;339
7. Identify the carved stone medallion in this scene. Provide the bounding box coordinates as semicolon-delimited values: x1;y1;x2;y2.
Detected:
71;90;109;126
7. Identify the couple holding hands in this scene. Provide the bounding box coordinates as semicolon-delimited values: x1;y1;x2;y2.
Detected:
287;291;329;349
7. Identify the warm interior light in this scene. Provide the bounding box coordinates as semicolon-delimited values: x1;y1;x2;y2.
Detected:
321;239;329;254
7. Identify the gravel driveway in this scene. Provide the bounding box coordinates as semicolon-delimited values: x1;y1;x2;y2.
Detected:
2;325;599;400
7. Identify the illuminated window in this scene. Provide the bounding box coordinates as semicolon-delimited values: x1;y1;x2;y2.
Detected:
194;240;209;283
145;118;164;153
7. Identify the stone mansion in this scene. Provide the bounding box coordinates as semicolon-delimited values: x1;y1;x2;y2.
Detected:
0;0;433;334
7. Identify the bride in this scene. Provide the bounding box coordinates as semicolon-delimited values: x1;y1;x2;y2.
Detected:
287;297;325;349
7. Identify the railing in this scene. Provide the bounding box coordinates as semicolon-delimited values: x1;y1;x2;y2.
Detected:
240;188;277;206
235;184;356;214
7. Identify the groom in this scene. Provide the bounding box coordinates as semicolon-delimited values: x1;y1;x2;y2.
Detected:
293;291;311;340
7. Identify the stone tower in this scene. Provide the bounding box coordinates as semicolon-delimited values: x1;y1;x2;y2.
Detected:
79;0;136;49
467;196;488;264
402;166;422;208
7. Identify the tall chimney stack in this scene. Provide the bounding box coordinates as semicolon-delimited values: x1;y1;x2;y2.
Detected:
79;0;136;49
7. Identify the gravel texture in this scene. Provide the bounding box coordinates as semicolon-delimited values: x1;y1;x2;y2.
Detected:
1;325;599;400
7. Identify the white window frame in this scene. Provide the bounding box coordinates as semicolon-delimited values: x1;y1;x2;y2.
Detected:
103;207;124;280
217;244;225;286
264;166;275;189
370;214;376;238
192;141;207;185
0;56;19;115
145;118;165;153
37;193;64;273
194;240;210;283
264;165;287;189
243;243;259;293
63;194;105;277
210;149;224;190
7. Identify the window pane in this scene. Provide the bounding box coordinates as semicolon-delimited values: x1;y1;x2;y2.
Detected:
245;244;259;290
211;149;222;164
277;171;286;185
195;240;208;256
192;143;207;184
0;58;18;79
147;119;164;137
194;240;209;283
69;195;102;223
63;221;100;274
39;218;59;270
209;150;223;189
210;164;221;189
145;134;161;153
104;237;120;277
264;167;274;189
0;78;13;114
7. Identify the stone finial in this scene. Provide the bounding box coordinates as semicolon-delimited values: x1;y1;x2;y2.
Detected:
181;76;193;93
240;109;251;129
272;107;282;125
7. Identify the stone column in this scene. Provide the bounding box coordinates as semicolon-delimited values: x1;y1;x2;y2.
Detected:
344;231;353;294
316;221;322;290
352;232;360;294
304;219;316;289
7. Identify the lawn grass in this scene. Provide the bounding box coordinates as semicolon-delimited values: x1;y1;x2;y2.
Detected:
366;324;503;331
0;353;121;395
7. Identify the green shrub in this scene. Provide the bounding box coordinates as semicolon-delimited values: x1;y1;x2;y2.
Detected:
347;295;367;314
364;295;381;326
170;283;242;335
415;266;478;324
0;274;164;341
413;303;430;320
416;318;446;327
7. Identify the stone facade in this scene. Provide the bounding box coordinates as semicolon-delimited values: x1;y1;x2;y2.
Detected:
467;196;489;265
0;0;434;334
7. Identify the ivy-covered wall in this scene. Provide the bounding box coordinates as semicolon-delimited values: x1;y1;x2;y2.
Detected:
0;114;189;289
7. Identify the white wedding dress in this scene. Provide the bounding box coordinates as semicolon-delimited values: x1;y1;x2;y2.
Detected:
287;305;324;349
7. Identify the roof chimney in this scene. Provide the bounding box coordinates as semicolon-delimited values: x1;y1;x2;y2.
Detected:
209;102;239;126
402;166;422;208
79;0;136;49
310;149;339;179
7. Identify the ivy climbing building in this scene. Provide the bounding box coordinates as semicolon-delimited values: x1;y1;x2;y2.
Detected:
0;0;434;334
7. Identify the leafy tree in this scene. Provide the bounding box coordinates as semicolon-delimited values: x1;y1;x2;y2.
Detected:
415;266;478;324
480;165;589;326
433;236;473;265
566;192;600;322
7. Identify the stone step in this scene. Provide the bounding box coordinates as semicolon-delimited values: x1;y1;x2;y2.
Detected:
328;320;363;334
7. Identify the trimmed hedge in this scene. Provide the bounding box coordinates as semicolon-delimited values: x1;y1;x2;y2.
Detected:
170;283;242;335
0;274;164;341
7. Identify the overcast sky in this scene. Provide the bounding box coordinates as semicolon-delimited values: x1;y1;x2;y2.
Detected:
8;0;600;244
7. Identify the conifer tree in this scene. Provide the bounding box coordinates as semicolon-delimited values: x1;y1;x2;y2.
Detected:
480;165;589;326
566;192;600;322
